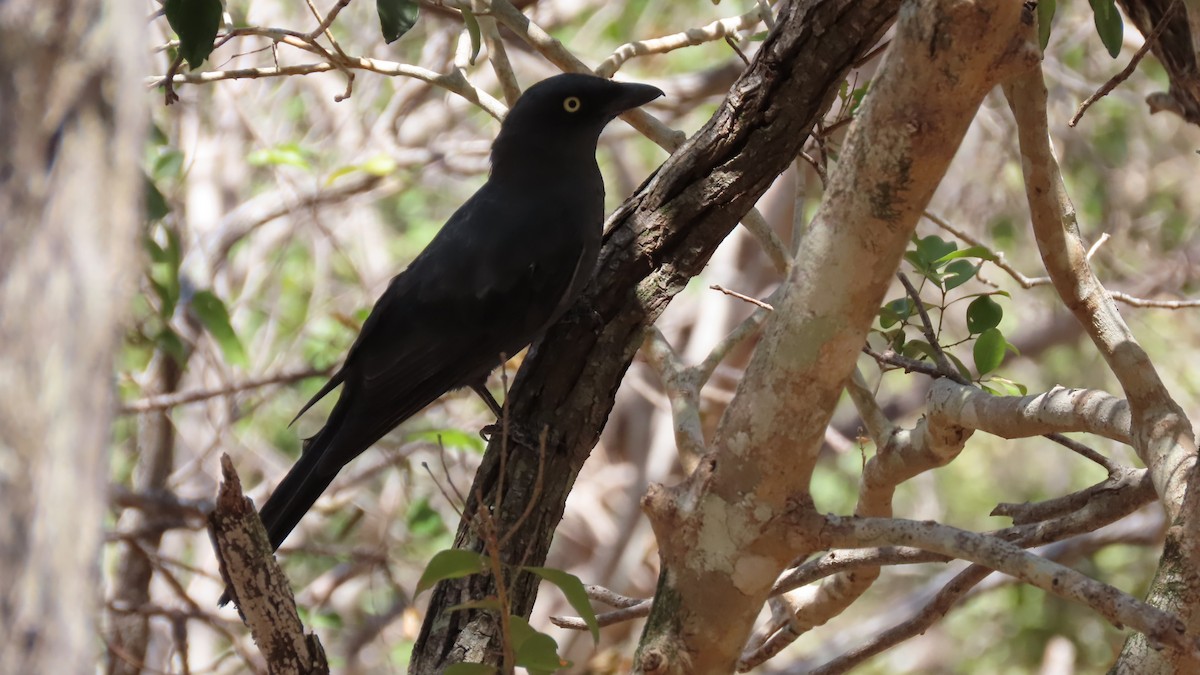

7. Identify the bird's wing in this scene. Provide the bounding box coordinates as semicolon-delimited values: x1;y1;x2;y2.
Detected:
305;186;590;469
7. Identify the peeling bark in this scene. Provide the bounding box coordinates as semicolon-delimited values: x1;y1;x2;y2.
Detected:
635;2;1037;672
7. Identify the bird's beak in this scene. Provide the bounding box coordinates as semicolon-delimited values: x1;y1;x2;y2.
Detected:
606;82;665;116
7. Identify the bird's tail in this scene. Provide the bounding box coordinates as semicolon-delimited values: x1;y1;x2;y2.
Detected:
217;413;345;607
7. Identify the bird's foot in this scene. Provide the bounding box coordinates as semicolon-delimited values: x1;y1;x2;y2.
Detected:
479;420;546;451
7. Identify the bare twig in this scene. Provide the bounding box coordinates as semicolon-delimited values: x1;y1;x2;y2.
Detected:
1043;432;1121;474
120;367;328;414
1070;0;1181;127
709;284;775;310
595;4;771;77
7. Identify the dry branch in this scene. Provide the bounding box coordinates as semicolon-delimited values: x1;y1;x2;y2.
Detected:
208;455;328;675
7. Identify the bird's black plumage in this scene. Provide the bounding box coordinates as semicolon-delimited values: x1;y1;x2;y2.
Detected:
226;75;661;602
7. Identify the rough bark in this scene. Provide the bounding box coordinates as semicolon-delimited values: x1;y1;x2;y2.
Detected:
0;0;146;672
634;2;1036;672
408;0;900;670
209;456;329;675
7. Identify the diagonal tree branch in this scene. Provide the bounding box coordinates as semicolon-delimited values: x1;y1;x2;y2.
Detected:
408;0;901;670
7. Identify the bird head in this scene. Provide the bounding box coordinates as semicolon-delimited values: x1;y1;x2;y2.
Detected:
490;73;664;169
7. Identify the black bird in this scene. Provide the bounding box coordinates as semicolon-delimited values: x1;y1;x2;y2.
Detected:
222;74;662;603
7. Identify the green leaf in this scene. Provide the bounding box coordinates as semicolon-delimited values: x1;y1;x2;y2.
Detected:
164;0;223;70
915;235;957;267
946;351;973;381
989;375;1028;396
247;143;312;170
191;290;249;367
155;328;189;366
847;83;870;115
878;298;913;329
901;339;936;362
405;497;446;537
415;549;488;595
378;0;420;43
145;176;170;221
973;327;1006;375
943;260;978;292
509;615;568;673
524;566;600;645
462;8;482;65
1088;0;1124;58
153;148;185;180
410;428;486;453
933;246;997;264
147;225;182;318
965;295;1003;334
361;154;398;176
1038;0;1056;49
444;664;498;675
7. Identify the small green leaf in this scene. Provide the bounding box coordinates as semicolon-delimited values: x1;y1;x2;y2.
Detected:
934;246;997;264
190;290;248;367
847;83;870;115
416;549;488;595
361;154;399;176
145;176;170;221
915;235;957;268
405;497;446;537
989;375;1028;396
444;664;498;675
247;143;312;170
946;351;973;381
878;298;913;329
153;148;185;180
410;428;486;453
973;327;1006;375
943;260;978;291
524;566;600;645
1088;0;1124;58
462;8;482;65
509;615;568;673
966;295;1003;334
1038;0;1056;49
901;339;936;362
155;328;189;366
378;0;420;43
164;0;223;70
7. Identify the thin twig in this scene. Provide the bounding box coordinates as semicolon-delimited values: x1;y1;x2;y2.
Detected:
862;346;945;379
595;4;771;77
1070;0;1181;127
709;284;775;310
895;272;967;383
120;367;328;414
1043;432;1121;474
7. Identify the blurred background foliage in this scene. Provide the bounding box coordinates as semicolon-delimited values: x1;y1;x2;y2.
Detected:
110;0;1200;672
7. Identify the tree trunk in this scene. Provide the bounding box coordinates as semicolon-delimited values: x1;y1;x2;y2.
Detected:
0;1;146;672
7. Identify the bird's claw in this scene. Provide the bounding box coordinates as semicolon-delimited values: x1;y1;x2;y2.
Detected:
479;421;544;450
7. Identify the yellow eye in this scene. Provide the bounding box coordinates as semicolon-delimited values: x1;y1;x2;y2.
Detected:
563;96;582;113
